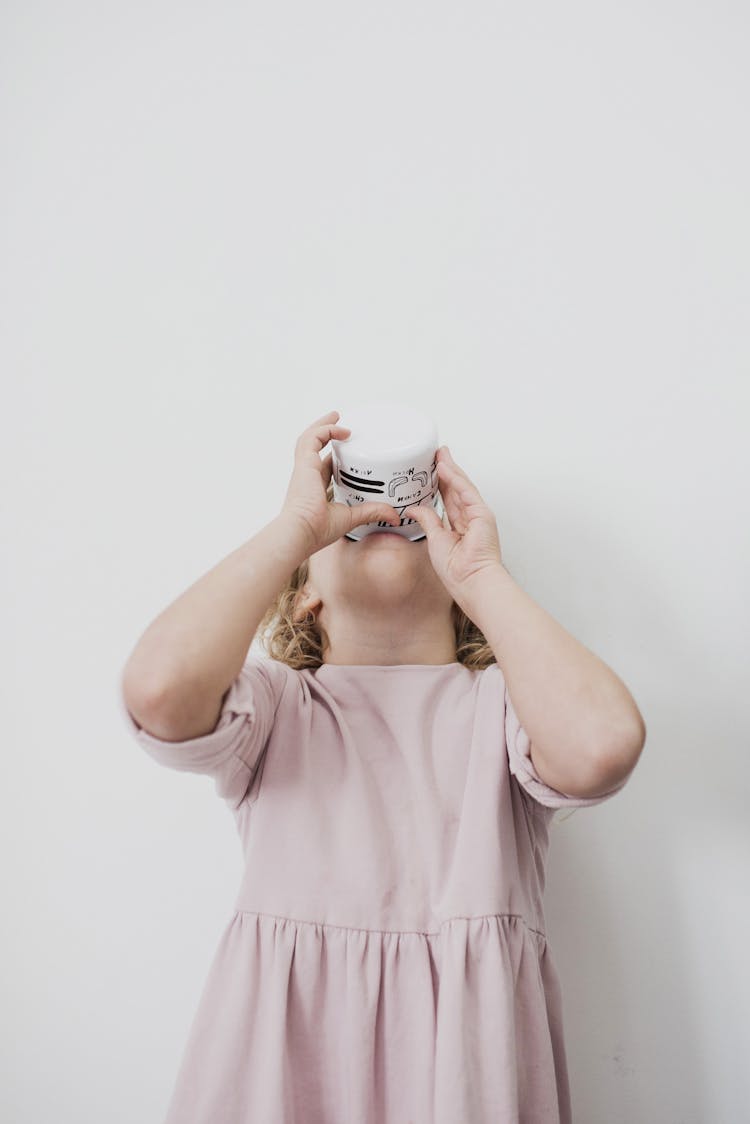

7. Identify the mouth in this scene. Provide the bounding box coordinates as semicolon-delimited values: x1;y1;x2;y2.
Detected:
344;530;426;543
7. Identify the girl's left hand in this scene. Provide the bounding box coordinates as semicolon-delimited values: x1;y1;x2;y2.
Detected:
408;446;504;601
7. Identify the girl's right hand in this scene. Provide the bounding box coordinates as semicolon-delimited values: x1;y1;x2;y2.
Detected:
280;410;401;554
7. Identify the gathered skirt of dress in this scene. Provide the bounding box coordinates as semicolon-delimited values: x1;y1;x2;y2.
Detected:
161;909;571;1124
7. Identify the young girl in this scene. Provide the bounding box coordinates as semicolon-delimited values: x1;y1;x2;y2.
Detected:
120;409;645;1124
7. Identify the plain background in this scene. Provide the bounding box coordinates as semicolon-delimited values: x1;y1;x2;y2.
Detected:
2;1;749;1121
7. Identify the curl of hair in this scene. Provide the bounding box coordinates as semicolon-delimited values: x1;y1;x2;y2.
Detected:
255;481;500;672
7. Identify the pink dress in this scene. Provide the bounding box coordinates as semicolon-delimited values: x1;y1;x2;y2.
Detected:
119;654;633;1123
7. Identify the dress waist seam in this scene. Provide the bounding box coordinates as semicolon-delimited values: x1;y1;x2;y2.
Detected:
233;908;547;941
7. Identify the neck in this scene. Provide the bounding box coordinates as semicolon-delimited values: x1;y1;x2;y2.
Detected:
319;616;458;667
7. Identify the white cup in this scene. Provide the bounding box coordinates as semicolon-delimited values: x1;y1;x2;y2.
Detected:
330;400;445;541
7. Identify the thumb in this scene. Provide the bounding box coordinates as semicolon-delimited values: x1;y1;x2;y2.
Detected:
344;501;401;531
408;501;447;539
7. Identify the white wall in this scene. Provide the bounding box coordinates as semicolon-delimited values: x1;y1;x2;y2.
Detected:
3;1;748;1120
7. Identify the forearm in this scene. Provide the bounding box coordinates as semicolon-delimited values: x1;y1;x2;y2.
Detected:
122;515;311;709
460;565;646;766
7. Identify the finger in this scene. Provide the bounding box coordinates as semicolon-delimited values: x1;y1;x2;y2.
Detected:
297;410;342;448
302;409;346;445
436;476;468;535
309;409;342;427
313;422;350;450
438;446;468;479
435;459;471;532
439;448;484;501
366;504;402;527
340;501;401;530
409;502;448;538
296;422;351;460
437;454;484;507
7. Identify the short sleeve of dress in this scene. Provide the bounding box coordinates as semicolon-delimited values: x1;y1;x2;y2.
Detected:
503;677;632;811
118;652;287;810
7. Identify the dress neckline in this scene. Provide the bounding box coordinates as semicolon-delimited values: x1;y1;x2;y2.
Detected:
314;661;463;671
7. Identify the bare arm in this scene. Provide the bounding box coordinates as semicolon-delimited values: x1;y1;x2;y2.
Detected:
409;444;646;800
462;565;646;796
121;410;400;744
121;516;311;742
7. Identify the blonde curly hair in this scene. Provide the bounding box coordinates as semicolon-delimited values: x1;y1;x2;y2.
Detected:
254;480;499;672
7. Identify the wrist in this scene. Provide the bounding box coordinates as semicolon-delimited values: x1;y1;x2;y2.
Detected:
454;562;514;617
265;515;316;570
